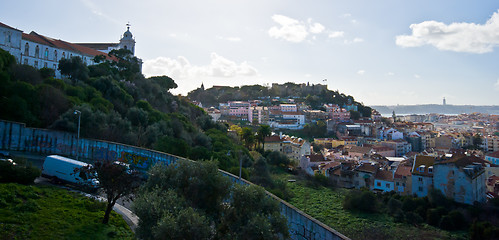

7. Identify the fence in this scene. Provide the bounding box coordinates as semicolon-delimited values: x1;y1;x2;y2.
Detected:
0;120;349;240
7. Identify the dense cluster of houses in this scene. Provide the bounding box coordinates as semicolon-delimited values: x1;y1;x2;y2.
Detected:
197;95;499;205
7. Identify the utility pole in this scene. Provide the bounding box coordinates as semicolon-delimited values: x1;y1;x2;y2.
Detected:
74;110;81;161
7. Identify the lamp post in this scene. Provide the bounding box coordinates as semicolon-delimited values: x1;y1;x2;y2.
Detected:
74;110;81;161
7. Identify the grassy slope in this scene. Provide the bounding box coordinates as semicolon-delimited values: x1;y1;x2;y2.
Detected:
276;173;468;240
0;183;134;240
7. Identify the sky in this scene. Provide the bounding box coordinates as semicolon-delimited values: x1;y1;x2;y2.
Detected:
2;0;499;106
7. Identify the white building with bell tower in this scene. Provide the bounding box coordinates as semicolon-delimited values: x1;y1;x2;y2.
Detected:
118;23;136;54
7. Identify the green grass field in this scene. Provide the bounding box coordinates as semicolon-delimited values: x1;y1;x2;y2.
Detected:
0;183;134;240
277;173;468;240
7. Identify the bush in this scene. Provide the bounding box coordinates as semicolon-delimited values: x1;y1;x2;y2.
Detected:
405;211;424;225
0;161;41;185
343;190;378;213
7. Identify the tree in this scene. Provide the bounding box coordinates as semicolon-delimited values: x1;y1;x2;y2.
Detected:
134;160;288;240
78;160;142;224
257;124;271;151
58;56;89;82
217;184;289;240
241;127;255;150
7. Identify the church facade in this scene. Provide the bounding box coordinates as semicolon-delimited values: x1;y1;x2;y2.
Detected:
0;21;136;78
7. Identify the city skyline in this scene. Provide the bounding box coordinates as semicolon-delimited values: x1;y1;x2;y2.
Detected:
2;0;499;106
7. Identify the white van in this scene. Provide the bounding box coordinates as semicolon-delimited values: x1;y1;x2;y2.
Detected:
42;155;98;190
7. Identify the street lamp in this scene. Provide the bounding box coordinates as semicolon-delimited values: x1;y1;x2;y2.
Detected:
74;110;81;161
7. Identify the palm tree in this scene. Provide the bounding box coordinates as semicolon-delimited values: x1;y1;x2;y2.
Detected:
257;125;271;151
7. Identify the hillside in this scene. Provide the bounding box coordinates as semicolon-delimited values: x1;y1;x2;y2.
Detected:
187;82;373;118
0;48;246;171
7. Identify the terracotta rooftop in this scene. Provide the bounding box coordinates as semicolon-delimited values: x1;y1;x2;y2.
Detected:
487;151;499;158
356;163;378;173
438;154;495;168
307;154;327;162
0;22;21;31
21;31;114;60
394;165;412;179
412;155;436;176
375;169;393;181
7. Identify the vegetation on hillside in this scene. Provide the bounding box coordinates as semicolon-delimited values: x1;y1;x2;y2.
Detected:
133;160;289;240
187;82;372;118
0;183;134;240
0;48;247;173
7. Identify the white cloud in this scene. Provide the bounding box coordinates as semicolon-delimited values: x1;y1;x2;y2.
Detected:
142;53;258;79
268;15;325;42
414;74;421;79
268;15;309;42
396;10;499;53
357;70;365;75
308;19;325;34
386;72;395;76
353;37;364;43
495;78;499;90
344;37;364;44
328;31;345;38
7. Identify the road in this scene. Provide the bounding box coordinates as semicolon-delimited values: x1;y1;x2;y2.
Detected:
10;151;139;232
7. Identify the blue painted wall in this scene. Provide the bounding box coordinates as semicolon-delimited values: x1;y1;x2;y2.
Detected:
0;120;349;240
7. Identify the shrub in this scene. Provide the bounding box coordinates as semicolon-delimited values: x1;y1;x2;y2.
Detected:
405;211;424;225
343;190;377;213
0;161;41;185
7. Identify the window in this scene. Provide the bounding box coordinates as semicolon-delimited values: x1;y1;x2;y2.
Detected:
396;182;400;186
24;59;28;65
418;186;423;192
418;177;423;182
53;64;56;69
44;48;48;59
402;183;405;187
7;34;11;43
386;183;390;188
35;46;40;58
62;52;65;58
34;61;38;68
54;50;57;61
24;43;29;55
70;53;72;57
124;45;127;50
44;62;47;68
377;182;381;187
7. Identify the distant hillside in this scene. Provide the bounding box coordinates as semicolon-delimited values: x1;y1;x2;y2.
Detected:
187;82;372;117
371;104;499;115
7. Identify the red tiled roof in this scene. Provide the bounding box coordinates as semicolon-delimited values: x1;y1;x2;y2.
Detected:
394;165;412;179
0;22;21;31
356;163;378;173
438;154;495;167
307;154;327;162
265;135;283;143
22;31;113;60
375;169;393;181
487;151;499;158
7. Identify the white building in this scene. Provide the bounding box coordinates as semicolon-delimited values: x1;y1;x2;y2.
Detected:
0;21;137;78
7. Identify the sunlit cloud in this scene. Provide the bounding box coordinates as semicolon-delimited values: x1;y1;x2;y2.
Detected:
414;74;421;79
328;31;345;38
143;53;258;79
357;70;365;75
268;14;325;43
396;10;499;53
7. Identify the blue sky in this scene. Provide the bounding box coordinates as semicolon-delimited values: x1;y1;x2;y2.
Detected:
2;0;499;106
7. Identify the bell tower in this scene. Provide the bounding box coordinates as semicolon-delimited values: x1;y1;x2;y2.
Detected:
119;22;136;55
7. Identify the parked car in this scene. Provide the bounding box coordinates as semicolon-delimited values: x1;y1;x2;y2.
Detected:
42;155;98;190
